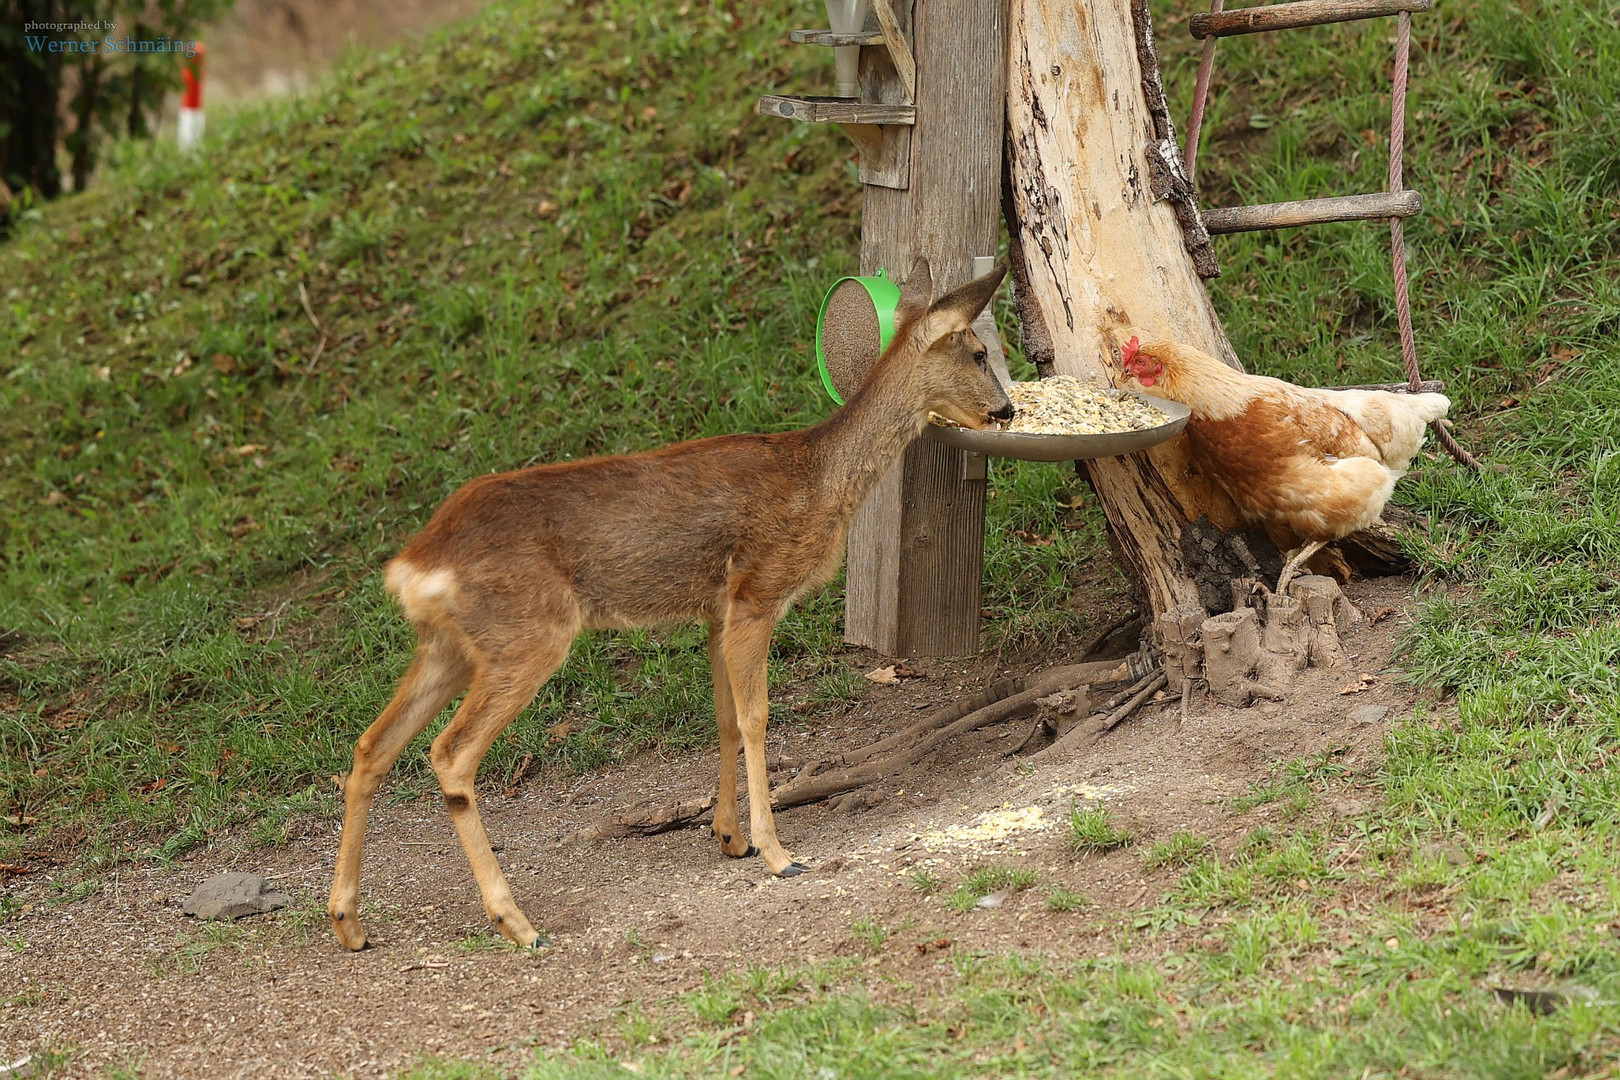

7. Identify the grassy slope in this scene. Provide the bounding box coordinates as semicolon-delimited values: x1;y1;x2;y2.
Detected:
4;0;1620;1074
0;0;1104;864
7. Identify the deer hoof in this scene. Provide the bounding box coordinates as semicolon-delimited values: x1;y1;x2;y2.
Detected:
528;933;552;949
777;862;810;878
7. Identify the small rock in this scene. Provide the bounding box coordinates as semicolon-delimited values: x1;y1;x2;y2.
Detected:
1493;985;1606;1014
181;872;291;921
1348;704;1390;726
1416;841;1468;867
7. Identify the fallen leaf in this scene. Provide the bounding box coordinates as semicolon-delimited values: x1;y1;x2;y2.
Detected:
0;862;35;874
892;661;925;679
231;444;267;456
865;665;900;685
1339;673;1378;695
1368;607;1397;625
1012;529;1055;547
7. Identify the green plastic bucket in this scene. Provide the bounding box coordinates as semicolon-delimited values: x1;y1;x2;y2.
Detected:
815;268;901;405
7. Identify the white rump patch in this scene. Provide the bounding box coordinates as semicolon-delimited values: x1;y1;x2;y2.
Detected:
385;560;458;621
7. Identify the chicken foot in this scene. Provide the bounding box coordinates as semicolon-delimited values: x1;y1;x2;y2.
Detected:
1275;540;1327;597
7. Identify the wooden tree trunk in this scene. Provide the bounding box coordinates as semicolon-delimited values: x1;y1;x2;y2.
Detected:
1005;0;1244;618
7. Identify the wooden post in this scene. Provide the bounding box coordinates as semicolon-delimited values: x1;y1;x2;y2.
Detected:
842;0;1007;656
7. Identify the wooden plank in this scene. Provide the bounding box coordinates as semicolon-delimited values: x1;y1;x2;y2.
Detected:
756;96;914;124
1202;190;1422;233
842;123;910;189
756;95;915;125
844;0;1005;656
846;0;915;188
790;28;886;46
1191;0;1431;39
870;0;917;104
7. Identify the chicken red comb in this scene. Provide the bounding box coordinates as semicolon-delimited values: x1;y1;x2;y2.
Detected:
1121;336;1140;364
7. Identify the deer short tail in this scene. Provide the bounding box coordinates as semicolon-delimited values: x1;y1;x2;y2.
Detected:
385;556;460;624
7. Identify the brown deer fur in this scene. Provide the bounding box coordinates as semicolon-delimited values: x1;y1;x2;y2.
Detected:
328;261;1012;949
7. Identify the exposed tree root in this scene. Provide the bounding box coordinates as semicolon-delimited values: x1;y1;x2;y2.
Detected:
579;659;1126;841
1019;668;1169;760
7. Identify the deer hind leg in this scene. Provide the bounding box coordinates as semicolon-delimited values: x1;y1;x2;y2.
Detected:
723;611;807;877
329;633;473;950
429;632;572;948
708;620;756;858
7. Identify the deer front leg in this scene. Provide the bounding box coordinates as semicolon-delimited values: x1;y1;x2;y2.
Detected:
708;621;755;858
329;641;471;951
429;645;567;948
723;613;808;877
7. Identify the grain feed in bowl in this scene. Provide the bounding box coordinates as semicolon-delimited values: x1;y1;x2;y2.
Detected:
997;375;1169;435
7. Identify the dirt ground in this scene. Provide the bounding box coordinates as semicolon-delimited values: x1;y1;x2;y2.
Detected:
197;0;492;102
0;578;1421;1079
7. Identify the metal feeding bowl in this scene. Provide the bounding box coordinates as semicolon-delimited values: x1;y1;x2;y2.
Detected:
812;271;1189;462
925;389;1191;462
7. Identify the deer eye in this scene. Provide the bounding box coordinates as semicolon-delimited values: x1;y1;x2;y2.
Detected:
972;349;988;365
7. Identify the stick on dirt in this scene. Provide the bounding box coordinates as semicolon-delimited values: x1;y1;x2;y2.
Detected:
580;660;1123;840
1029;669;1168;762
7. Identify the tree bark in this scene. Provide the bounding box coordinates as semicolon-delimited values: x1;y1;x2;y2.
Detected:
1005;0;1246;619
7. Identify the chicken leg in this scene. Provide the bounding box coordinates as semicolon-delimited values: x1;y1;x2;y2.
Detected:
1275;541;1326;597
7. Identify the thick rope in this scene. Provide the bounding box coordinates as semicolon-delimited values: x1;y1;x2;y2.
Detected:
1390;11;1480;467
1183;0;1224;186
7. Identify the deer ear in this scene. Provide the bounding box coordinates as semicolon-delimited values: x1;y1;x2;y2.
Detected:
928;261;1007;323
895;257;934;323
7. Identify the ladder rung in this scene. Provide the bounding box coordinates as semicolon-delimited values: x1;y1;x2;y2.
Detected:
756;95;915;125
1191;0;1431;39
789;28;886;47
1202;190;1422;234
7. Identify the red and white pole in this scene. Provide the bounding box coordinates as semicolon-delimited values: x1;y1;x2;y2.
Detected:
178;43;206;151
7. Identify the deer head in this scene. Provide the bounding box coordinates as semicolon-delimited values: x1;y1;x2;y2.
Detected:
890;258;1014;430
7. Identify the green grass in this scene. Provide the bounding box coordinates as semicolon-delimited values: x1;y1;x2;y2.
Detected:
7;0;1620;1075
1141;830;1210;870
944;864;1041;912
1067;805;1134;854
1044;885;1091;913
0;0;1118;871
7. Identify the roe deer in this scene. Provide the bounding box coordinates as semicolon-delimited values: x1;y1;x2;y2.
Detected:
328;260;1012;950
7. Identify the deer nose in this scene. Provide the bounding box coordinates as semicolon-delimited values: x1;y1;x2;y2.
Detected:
991;402;1015;423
